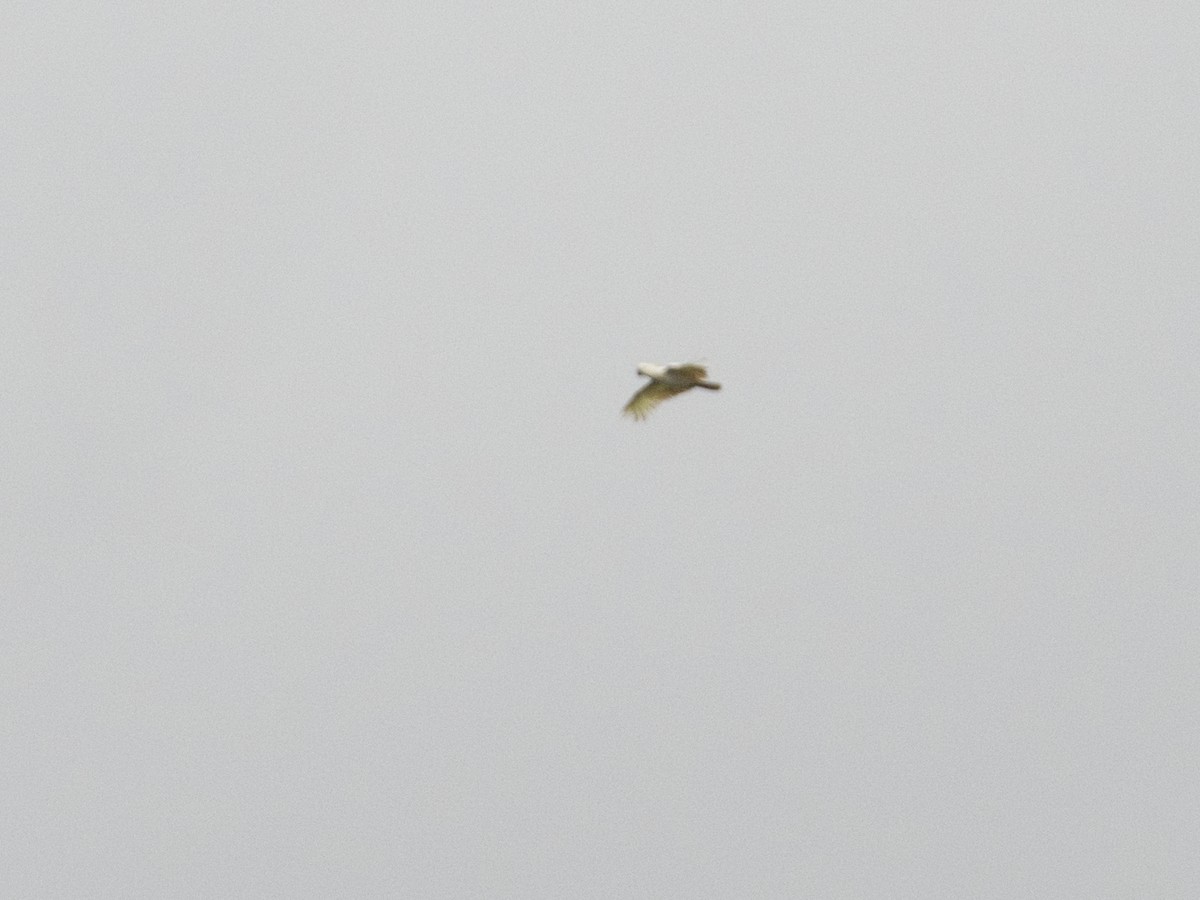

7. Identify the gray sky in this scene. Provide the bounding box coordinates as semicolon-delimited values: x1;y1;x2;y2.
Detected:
4;3;1199;897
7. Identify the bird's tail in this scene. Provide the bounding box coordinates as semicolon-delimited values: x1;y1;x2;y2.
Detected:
696;380;720;390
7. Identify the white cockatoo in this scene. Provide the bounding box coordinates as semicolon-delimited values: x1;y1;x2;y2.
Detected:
622;362;721;420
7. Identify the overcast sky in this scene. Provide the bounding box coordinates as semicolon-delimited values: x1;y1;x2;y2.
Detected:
4;3;1199;897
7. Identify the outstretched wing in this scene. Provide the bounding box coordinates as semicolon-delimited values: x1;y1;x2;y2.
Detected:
622;380;688;420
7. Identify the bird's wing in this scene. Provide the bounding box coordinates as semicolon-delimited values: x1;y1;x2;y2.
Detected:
622;380;687;420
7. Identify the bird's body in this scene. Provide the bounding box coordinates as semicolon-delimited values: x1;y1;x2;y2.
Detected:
622;362;720;420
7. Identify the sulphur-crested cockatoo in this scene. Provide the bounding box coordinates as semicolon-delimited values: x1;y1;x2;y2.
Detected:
622;362;721;420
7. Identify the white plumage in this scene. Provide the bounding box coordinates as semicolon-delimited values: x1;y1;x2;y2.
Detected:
622;362;721;420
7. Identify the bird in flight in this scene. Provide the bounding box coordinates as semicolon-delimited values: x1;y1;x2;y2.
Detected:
622;362;721;420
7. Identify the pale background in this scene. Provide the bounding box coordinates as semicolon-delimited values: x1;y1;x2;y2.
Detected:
4;3;1198;897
